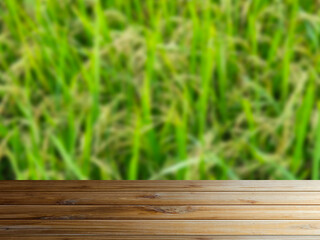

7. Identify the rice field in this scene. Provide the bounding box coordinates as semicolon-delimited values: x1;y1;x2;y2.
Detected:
1;0;320;180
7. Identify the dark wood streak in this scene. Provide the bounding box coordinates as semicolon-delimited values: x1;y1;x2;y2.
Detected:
140;206;194;215
56;200;78;205
140;194;161;199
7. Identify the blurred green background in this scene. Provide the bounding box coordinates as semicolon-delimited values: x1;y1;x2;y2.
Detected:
1;0;320;180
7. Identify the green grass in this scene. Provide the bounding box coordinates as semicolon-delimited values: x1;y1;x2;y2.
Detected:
0;0;320;180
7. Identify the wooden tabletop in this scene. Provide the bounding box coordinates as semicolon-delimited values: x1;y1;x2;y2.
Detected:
1;180;320;239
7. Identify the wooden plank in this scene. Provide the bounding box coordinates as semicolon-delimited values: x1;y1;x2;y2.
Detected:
1;180;320;192
2;181;320;238
2;191;320;205
2;205;320;220
2;220;320;235
1;236;320;240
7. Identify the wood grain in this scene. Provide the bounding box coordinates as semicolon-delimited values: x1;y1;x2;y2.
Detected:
1;236;320;240
2;191;320;205
1;180;320;192
2;205;320;220
1;180;319;237
2;220;320;235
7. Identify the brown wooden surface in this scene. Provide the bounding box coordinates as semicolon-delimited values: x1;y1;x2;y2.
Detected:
2;205;320;220
3;191;320;205
3;220;320;235
1;180;320;238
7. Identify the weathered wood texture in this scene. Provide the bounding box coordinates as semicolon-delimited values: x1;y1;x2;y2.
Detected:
1;181;320;238
3;205;320;220
4;192;320;205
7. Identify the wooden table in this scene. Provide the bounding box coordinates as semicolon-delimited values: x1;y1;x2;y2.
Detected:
1;180;320;239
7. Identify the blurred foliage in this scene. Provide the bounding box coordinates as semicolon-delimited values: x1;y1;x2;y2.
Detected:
0;0;320;179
